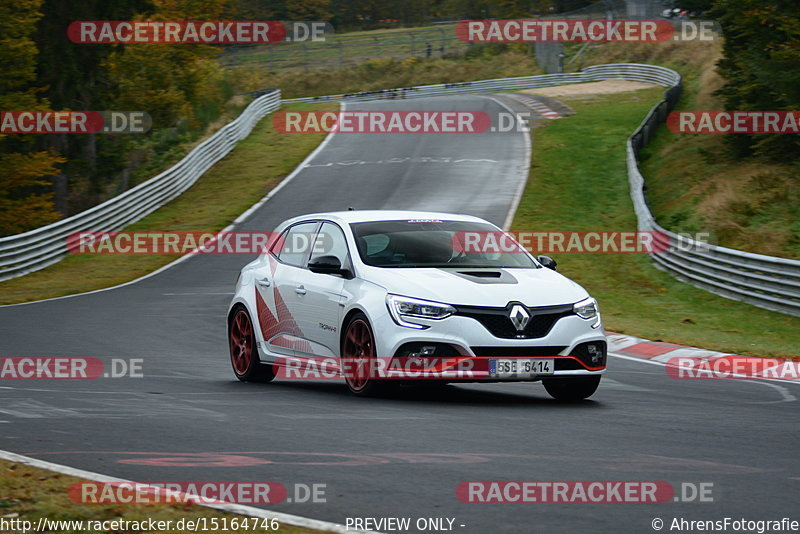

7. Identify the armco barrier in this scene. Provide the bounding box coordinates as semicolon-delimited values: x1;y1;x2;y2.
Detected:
0;90;281;282
628;109;800;317
2;64;798;318
281;63;679;104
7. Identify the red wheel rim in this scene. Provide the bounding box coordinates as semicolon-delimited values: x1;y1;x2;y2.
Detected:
230;310;253;375
342;319;375;391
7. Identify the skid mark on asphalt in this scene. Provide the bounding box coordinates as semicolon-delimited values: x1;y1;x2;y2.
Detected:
270;413;427;419
0;395;228;420
0;399;84;418
304;156;498;168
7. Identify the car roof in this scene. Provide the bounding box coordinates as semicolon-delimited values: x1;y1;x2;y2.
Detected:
281;210;491;226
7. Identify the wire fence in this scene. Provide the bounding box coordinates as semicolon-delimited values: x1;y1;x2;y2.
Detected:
220;0;669;73
220;26;469;72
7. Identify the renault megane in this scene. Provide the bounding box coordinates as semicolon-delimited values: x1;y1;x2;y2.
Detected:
227;210;606;400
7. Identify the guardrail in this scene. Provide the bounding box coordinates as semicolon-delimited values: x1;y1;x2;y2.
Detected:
627;84;800;317
282;63;679;103
3;64;798;318
0;90;281;282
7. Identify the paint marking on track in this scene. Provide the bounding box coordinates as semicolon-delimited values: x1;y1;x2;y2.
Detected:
0;449;382;534
611;352;800;402
482;95;532;231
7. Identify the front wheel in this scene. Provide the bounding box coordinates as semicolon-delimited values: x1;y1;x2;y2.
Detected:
229;307;275;382
543;376;600;401
341;313;394;397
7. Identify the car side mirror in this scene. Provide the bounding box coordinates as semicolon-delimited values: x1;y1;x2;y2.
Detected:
308;255;351;277
538;255;557;271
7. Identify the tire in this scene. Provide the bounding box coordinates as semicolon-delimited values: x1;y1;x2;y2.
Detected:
543;375;600;401
341;313;395;397
229;306;275;382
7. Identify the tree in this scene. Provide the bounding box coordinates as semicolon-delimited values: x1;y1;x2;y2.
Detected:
0;151;66;234
711;0;800;160
104;0;230;130
286;0;332;21
0;0;64;236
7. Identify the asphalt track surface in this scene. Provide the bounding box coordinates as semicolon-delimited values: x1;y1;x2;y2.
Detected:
1;95;799;533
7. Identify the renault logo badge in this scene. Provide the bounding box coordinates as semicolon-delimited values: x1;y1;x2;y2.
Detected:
509;304;530;331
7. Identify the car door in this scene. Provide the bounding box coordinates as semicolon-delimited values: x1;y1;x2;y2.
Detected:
297;222;351;358
258;221;319;357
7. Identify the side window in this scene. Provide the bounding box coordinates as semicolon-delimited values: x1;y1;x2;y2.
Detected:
275;222;318;267
310;222;350;267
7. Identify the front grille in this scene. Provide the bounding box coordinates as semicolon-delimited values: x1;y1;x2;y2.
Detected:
393;342;462;358
471;346;567;357
455;303;574;339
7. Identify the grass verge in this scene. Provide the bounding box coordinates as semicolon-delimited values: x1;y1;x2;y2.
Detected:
0;459;322;534
0;102;335;305
575;39;799;259
512;87;800;358
230;47;541;99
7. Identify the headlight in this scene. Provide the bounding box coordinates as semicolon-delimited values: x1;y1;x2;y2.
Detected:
573;297;601;328
386;294;455;329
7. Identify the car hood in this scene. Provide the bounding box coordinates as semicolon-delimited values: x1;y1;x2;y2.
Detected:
360;266;589;307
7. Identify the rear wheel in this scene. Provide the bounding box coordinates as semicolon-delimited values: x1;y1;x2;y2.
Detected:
229;307;275;382
543;375;600;401
341;313;394;396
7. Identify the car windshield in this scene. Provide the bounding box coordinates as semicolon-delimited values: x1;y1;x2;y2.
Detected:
350;219;538;268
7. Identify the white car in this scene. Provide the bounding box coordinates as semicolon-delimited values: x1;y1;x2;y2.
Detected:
227;210;606;400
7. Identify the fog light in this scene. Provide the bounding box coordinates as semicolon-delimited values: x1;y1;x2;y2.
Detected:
587;344;602;364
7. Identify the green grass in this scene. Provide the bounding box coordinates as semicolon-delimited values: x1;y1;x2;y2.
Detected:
0;102;335;305
230;47;541;100
0;460;323;534
575;39;800;259
512;88;800;358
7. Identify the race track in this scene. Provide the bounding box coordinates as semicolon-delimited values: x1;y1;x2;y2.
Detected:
0;95;798;533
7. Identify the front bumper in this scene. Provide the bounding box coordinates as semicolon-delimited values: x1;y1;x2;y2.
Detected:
370;311;607;381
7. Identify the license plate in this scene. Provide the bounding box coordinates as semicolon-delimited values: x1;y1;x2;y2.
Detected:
489;358;554;378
